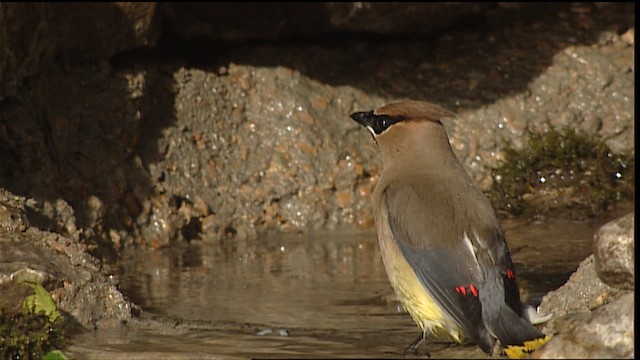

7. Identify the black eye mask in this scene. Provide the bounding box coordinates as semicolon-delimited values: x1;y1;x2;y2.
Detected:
350;111;406;135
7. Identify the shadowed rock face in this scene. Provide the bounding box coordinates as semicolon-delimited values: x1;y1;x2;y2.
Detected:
0;3;160;100
159;3;495;40
0;3;494;101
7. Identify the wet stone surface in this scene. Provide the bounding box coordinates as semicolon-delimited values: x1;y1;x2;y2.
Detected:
149;66;383;244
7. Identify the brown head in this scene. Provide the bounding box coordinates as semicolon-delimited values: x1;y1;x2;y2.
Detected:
350;100;458;170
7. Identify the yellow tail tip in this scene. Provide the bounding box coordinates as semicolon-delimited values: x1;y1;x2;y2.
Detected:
504;335;552;359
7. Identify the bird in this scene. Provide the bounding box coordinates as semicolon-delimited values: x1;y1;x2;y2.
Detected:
350;100;551;358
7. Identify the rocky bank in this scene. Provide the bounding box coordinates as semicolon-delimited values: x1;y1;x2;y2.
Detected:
0;2;635;358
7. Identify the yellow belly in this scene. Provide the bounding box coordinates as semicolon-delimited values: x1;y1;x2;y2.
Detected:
377;212;466;344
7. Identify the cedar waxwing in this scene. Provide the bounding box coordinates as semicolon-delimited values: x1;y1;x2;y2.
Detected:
350;100;550;358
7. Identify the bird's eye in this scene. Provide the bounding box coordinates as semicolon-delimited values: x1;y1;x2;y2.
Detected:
378;118;388;132
373;115;404;134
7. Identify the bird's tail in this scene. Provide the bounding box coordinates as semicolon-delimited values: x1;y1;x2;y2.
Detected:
489;305;552;359
503;336;552;359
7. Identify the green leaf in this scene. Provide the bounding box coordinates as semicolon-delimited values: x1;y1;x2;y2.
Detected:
43;350;69;360
20;280;61;323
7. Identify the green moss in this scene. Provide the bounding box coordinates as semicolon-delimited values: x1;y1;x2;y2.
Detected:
0;308;65;360
0;283;67;360
488;126;634;218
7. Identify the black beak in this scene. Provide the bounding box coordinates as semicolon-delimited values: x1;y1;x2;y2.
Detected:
350;111;375;127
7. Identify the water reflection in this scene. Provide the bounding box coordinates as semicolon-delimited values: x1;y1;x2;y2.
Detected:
117;231;393;330
68;214;628;358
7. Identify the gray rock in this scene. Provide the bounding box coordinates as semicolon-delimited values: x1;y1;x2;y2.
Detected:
533;292;634;359
151;66;384;242
536;240;633;358
594;212;634;290
538;255;624;335
0;225;133;329
0;189;29;233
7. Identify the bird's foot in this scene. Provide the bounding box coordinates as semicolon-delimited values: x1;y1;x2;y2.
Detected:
404;333;430;357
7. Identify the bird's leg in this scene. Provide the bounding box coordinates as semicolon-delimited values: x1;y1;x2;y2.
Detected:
404;332;429;356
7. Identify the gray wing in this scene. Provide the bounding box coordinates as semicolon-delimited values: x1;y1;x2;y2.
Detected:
383;180;495;351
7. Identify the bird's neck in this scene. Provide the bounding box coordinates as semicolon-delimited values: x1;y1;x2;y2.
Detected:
378;122;459;172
